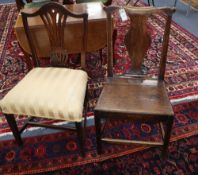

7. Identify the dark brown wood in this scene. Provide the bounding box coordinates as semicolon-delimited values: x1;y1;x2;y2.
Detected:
3;2;88;157
18;44;33;70
104;6;117;77
159;15;173;80
103;0;113;6
50;49;69;67
94;112;102;154
4;114;23;145
15;0;27;11
94;6;175;158
124;14;151;74
26;121;77;130
102;138;163;145
75;122;85;157
21;2;88;68
95;80;174;116
162;116;174;158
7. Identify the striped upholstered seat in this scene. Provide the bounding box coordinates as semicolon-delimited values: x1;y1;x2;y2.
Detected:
0;67;88;122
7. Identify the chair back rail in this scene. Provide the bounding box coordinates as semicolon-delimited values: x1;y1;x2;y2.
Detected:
104;6;175;80
21;2;88;68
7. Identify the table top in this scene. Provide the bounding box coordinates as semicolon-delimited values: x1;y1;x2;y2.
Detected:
15;2;106;29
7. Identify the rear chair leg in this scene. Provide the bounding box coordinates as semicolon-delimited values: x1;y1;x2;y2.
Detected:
75;122;85;157
5;114;23;146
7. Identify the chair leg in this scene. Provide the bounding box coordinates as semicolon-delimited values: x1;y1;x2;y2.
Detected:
162;116;174;158
94;113;102;154
174;0;178;7
151;0;155;6
4;114;23;146
75;122;85;157
113;29;117;66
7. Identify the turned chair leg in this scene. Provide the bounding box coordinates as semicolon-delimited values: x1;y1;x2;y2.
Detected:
94;113;102;154
162;116;174;158
4;114;23;146
75;122;85;157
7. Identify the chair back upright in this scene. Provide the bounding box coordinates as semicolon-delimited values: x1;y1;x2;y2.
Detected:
21;2;88;68
105;6;175;80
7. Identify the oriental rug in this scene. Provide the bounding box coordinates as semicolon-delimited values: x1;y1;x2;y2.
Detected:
0;101;197;174
34;135;198;175
0;1;198;174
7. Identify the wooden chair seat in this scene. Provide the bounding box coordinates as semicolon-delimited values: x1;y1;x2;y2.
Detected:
95;78;174;117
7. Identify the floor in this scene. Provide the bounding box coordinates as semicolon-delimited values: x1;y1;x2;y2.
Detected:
150;0;198;37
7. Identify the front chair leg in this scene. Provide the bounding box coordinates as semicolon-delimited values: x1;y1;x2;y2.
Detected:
75;122;85;157
162;116;174;158
4;114;23;146
94;112;102;154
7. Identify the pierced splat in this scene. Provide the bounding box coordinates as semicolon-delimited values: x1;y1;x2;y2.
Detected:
21;2;88;68
124;13;151;75
50;49;69;67
40;6;69;67
40;8;67;50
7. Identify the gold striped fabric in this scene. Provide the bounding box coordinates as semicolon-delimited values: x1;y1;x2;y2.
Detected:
0;67;88;122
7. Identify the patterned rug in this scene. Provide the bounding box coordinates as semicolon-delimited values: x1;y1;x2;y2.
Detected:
0;1;198;132
0;1;198;174
38;135;198;175
0;101;197;174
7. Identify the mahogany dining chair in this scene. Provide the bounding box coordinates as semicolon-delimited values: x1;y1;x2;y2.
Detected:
0;2;89;156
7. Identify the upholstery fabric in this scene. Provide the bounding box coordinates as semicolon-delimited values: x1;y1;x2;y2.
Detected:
0;67;88;122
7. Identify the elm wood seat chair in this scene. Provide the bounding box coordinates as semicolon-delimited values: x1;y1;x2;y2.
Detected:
0;2;88;156
94;6;175;158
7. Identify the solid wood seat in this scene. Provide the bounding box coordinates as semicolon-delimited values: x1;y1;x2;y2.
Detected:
94;6;176;158
95;78;174;117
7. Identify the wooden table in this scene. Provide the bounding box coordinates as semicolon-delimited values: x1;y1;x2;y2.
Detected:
14;2;107;57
